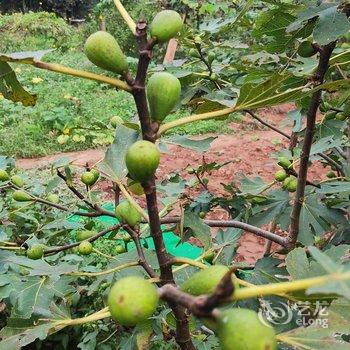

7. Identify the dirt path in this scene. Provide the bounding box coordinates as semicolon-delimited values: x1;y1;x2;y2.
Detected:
16;106;326;263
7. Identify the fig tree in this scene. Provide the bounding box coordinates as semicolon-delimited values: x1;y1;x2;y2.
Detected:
13;190;32;202
107;276;159;326
275;169;287;182
217;308;277;350
115;200;141;227
76;230;97;241
11;175;24;187
27;244;44;260
84;31;128;74
181;265;230;296
127;178;144;196
298;41;317;58
147;72;181;123
125;140;160;183
78;241;93;255
81;171;97;186
150;10;183;43
0;169;10;181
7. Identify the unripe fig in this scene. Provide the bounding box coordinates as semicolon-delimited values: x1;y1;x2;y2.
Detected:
181;265;230;296
81;171;97;186
147;72;181;123
78;241;93;255
0;169;10;181
115;244;126;254
298;41;317;58
283;176;297;192
127;178;144;196
336;112;347;121
27;244;44;260
217;308;277;350
189;48;200;58
199;211;206;219
194;35;202;44
108;276;159;326
319;101;330;113
150;10;183;43
76;230;97;242
326;171;336;179
91;169;100;182
13;190;32;202
115;200;142;227
11;175;24;187
275;169;287;182
207;51;216;64
84;31;128;74
47;193;59;204
125;140;160;183
110;115;123;128
122;234;132;243
277;156;292;169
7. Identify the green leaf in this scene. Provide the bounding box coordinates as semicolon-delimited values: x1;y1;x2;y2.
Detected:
316;181;350;194
239;175;268;196
183;211;211;249
313;6;350;45
99;124;140;180
164;135;216;153
0;62;36;106
285;248;311;280
279;310;350;349
0;50;53;64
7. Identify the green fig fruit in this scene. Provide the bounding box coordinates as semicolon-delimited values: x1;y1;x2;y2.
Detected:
207;51;216;64
122;234;132;243
0;169;10;182
11;175;24;187
13;190;32;202
115;200;142;227
147;72;181;123
150;10;183;43
125;140;160;183
108;276;159;326
319;101;330;113
110;115;123;128
277;156;292;169
181;265;230;296
27;244;44;260
275;169;287;182
78;241;93;255
283;176;297;192
326;171;336;179
127;178;144;196
194;35;202;44
47;193;59;204
199;211;206;219
81;171;97;186
91;169;100;182
217;308;277;350
84;31;128;74
298;41;317;58
335;112;347;121
76;230;97;242
189;48;200;58
115;244;126;254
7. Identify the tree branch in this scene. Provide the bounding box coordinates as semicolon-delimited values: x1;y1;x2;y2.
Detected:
288;42;336;248
44;224;120;255
159;217;288;247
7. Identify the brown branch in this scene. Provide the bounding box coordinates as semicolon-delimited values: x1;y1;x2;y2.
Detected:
123;225;158;279
56;170;116;218
288;42;337;249
132;19;195;350
244;110;344;179
44;225;120;255
159;217;287;247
